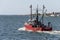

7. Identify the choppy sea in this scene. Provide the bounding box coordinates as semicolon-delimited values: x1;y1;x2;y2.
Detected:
0;15;60;40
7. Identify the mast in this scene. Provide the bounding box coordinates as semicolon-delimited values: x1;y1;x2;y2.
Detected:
30;5;32;20
36;5;38;25
42;5;45;24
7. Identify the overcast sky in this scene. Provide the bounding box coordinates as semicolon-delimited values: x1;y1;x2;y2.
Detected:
0;0;60;15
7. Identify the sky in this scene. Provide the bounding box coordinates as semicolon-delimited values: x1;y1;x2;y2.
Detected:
0;0;60;15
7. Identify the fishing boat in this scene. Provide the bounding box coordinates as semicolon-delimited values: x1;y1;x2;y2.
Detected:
24;5;52;32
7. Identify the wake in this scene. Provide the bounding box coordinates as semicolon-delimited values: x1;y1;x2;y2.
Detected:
18;27;60;35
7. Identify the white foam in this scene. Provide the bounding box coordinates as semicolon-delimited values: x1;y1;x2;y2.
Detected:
37;31;60;35
18;27;25;31
18;27;60;35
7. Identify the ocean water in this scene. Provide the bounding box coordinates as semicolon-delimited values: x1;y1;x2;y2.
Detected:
0;15;60;40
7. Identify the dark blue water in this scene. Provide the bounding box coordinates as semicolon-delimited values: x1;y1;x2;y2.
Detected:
0;15;60;40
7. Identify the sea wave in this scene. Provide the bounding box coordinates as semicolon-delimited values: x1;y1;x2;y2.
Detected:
18;27;60;35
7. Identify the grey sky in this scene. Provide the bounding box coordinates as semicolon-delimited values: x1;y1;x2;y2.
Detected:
0;0;60;15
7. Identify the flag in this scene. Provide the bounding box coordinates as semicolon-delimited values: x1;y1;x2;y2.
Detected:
43;5;45;9
30;5;32;8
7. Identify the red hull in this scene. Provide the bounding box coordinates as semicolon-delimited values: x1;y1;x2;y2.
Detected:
25;24;52;31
